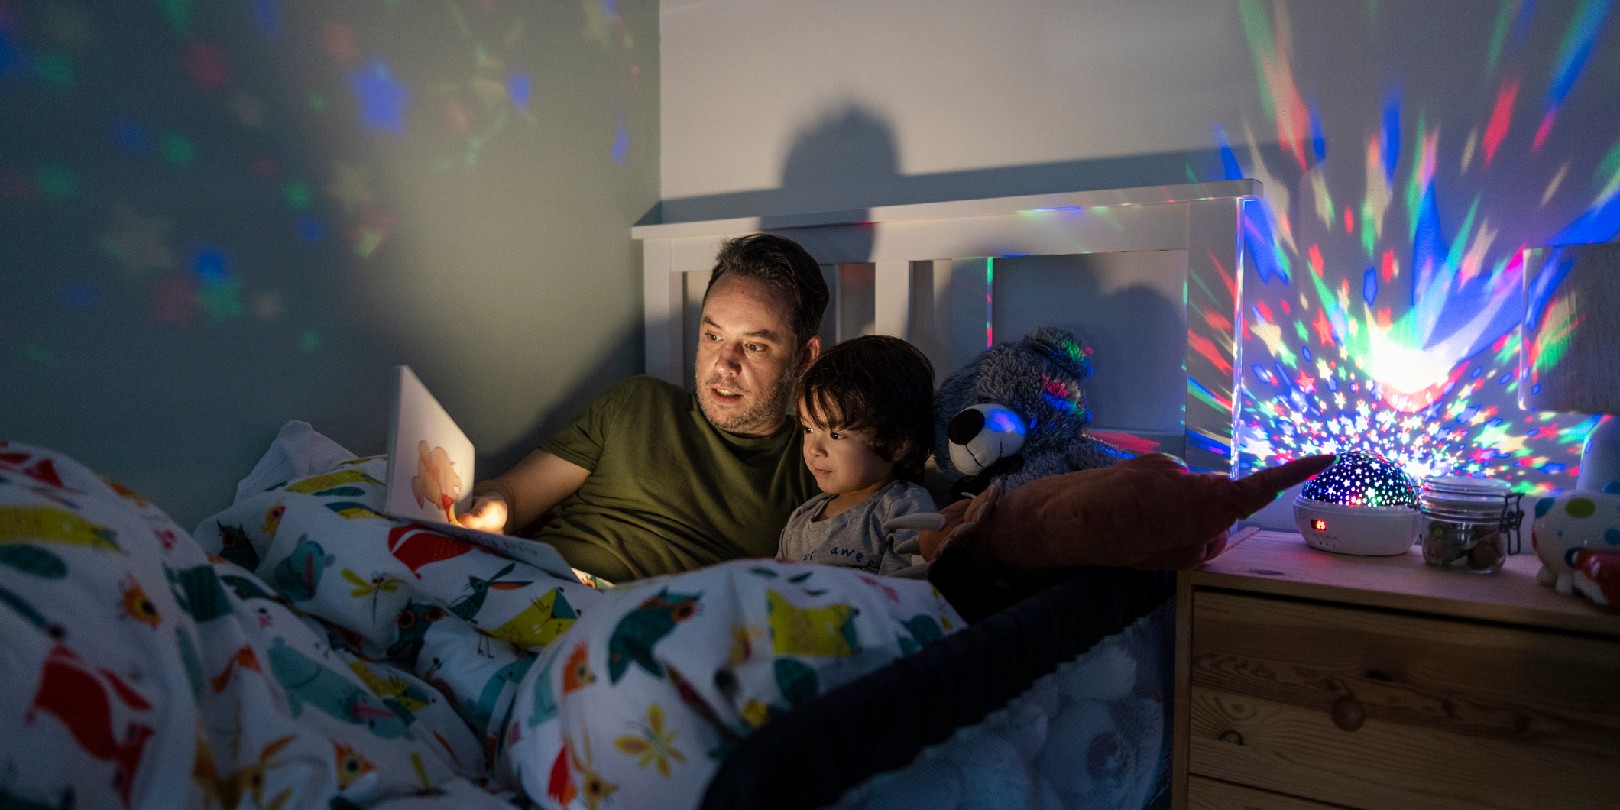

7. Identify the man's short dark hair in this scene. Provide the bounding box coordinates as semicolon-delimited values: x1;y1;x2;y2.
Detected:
705;234;829;350
798;335;935;482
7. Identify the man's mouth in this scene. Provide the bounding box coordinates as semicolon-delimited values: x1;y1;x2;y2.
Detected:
707;380;746;401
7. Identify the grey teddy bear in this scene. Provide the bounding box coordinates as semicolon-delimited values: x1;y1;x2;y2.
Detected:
933;325;1131;499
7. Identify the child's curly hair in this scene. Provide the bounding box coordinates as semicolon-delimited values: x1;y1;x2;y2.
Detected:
797;335;935;482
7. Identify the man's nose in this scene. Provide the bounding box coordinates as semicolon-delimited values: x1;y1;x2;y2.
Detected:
711;340;743;370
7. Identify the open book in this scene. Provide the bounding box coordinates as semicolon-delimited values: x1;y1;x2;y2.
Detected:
382;365;576;581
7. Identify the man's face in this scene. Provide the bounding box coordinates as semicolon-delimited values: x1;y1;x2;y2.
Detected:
695;275;818;437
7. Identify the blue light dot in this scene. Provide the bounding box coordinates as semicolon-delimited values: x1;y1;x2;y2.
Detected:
195;249;227;281
61;281;98;311
113;119;154;154
297;216;324;242
507;71;530;111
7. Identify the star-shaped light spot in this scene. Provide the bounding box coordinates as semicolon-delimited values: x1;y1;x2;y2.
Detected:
347;205;397;259
582;0;612;46
252;292;283;321
324;21;358;64
151;274;199;325
199;276;245;324
100;205;177;276
230;90;267;128
326;163;373;213
612;113;629;164
185;40;230;89
34;163;75;200
350;57;410;136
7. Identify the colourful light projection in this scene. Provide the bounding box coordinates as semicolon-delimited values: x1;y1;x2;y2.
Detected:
1223;0;1616;495
1;0;641;350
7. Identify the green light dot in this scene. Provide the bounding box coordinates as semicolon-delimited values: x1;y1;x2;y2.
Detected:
159;0;191;35
284;181;311;210
299;329;321;352
309;94;327;112
161;134;196;165
34;50;74;85
16;343;57;366
34;163;75;200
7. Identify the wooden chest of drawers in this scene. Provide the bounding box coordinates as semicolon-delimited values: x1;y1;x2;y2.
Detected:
1172;528;1620;809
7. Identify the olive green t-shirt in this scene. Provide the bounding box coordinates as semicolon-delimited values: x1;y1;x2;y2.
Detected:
536;375;817;582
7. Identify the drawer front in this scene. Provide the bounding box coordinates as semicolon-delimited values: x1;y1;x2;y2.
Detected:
1186;775;1336;809
1186;590;1620;810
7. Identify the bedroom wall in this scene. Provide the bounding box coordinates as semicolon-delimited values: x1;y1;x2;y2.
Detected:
0;2;658;527
659;0;1620;497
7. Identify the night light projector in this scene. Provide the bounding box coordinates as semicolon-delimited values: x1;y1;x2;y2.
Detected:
1293;451;1420;555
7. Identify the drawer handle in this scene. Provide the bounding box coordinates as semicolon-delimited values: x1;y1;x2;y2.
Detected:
1217;730;1244;746
1331;697;1366;732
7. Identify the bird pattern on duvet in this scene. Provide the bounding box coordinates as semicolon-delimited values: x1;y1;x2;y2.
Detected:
0;442;960;808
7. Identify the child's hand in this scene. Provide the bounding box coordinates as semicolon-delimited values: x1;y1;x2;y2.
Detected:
457;494;508;533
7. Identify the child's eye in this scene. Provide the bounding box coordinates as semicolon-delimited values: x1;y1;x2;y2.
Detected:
829;431;845;440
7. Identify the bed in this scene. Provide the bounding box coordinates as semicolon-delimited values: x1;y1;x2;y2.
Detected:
0;180;1259;808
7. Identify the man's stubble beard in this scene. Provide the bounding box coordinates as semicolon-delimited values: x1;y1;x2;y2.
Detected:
698;371;798;437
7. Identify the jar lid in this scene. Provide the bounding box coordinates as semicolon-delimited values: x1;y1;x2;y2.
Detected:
1421;475;1509;496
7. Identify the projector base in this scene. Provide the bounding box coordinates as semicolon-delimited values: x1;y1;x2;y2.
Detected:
1293;496;1418;556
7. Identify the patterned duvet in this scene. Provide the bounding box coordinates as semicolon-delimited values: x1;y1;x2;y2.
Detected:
0;440;961;808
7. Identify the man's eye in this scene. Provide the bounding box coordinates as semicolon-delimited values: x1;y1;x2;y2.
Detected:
745;343;765;353
704;333;721;342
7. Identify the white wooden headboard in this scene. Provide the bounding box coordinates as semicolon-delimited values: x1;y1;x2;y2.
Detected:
631;179;1260;474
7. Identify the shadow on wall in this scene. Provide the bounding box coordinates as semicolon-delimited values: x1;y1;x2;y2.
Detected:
656;99;1287;224
675;101;1198;452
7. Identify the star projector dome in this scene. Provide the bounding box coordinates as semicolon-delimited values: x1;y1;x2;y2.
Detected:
1294;451;1420;555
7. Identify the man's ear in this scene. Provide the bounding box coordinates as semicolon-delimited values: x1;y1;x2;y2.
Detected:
796;335;822;375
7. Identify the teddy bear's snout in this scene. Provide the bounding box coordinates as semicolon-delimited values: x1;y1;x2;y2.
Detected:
947;408;986;444
947;403;1028;475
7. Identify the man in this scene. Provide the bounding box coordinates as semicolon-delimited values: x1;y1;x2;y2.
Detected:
458;233;827;582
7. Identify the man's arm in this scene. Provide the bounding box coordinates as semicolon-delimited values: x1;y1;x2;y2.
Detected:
460;448;590;535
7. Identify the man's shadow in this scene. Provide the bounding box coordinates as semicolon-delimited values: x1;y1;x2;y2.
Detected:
766;101;1196;449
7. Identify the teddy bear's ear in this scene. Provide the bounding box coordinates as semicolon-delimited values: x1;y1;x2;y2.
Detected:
1024;326;1094;381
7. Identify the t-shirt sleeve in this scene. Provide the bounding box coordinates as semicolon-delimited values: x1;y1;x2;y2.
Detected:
540;378;640;471
876;483;938;576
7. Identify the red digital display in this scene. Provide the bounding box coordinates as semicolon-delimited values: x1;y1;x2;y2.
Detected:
1312;519;1327;531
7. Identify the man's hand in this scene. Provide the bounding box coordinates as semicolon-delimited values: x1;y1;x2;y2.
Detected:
457;494;509;533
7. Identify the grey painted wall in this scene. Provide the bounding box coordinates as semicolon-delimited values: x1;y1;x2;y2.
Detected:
1;2;659;527
658;0;1620;498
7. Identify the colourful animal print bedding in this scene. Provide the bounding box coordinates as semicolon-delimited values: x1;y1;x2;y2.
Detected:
0;440;961;808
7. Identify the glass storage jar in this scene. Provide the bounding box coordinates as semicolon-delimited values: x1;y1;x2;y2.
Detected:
1417;475;1513;573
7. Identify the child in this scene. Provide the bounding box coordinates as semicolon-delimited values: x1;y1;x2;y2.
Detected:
777;334;937;576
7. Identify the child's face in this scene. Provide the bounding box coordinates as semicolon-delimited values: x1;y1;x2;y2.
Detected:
798;400;898;499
